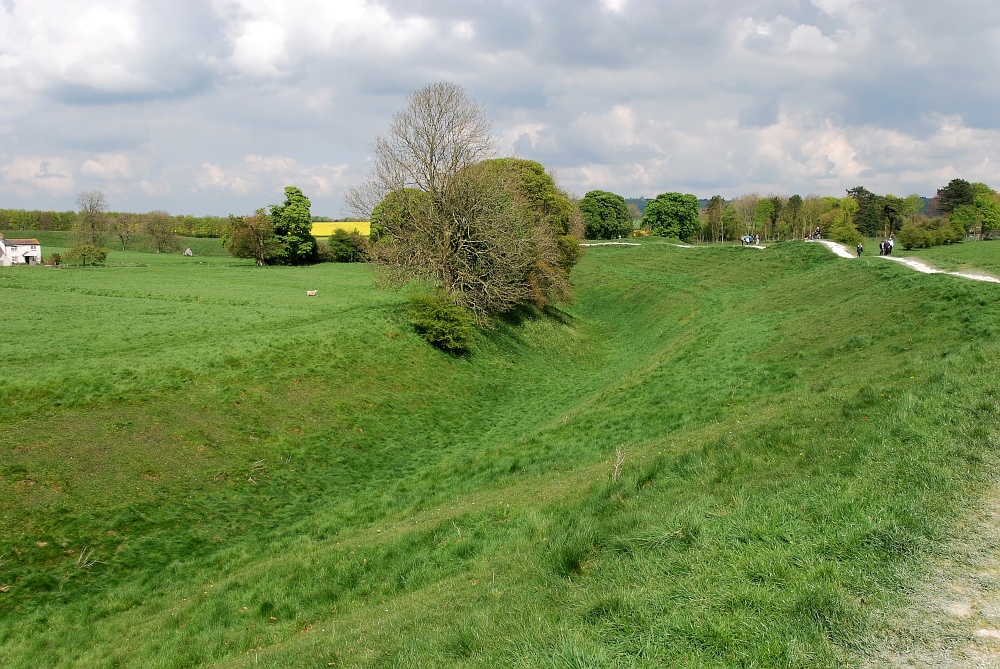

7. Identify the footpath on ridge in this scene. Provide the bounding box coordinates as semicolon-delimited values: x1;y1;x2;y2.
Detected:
807;239;1000;284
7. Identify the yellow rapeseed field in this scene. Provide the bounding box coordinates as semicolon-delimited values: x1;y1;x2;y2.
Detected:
312;221;370;237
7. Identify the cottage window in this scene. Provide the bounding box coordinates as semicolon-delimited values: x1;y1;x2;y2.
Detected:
31;245;37;250
10;245;16;251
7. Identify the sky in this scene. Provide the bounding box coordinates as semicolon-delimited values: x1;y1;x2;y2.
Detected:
1;0;999;217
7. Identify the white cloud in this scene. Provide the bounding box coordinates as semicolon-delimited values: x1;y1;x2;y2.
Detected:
0;0;998;213
196;155;351;199
573;105;639;151
229;19;289;76
0;157;75;196
211;0;438;77
81;154;133;180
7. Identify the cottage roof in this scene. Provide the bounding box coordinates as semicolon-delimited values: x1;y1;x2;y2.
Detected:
3;239;41;245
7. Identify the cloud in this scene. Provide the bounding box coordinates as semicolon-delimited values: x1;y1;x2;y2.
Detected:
81;154;133;180
0;1;223;104
1;0;999;214
0;157;76;196
196;155;351;200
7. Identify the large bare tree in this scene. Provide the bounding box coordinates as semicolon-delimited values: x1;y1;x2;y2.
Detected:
108;212;137;251
347;81;495;216
75;190;108;246
734;193;759;237
348;82;575;321
142;210;178;253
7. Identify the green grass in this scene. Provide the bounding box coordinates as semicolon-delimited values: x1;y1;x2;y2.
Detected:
5;230;230;258
893;239;1000;276
1;240;999;667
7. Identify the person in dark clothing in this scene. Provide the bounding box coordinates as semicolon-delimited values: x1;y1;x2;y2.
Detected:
856;243;863;257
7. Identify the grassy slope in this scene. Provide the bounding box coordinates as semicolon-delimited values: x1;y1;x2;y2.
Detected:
894;239;1000;276
1;241;998;667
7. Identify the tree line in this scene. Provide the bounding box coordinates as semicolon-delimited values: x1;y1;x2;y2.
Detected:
50;190;192;263
0;205;230;238
577;178;999;248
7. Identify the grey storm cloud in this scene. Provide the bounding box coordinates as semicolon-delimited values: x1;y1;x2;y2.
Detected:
1;0;999;215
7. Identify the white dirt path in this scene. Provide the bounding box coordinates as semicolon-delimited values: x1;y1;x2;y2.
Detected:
807;240;1000;283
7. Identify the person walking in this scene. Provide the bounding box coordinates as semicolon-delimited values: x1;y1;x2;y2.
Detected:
856;242;863;257
888;237;894;255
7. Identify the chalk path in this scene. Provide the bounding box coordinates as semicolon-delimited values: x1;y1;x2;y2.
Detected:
807;239;1000;284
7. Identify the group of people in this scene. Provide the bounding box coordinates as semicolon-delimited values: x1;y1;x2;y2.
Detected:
741;234;760;246
856;238;894;257
807;227;822;240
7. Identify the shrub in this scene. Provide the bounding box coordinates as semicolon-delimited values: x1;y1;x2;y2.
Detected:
829;223;862;246
898;216;966;250
407;292;475;353
323;229;368;262
64;244;109;266
897;225;922;250
47;253;62;266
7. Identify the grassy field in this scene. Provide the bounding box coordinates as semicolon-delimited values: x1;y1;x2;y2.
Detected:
894;239;1000;276
1;239;998;667
1;230;231;258
312;221;371;237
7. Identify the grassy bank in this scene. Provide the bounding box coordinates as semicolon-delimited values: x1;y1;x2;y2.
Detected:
1;240;998;667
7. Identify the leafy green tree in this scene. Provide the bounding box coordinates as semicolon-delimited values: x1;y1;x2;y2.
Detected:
753;198;773;236
936;178;975;213
270;186;319;265
972;183;1000;239
846;186;881;237
369;188;432;243
881;195;905;237
642;192;700;241
829;197;861;245
224;209;280;266
580;190;633;239
705;195;725;242
64;243;108;266
478;158;584;282
786;195;803;238
950;204;980;238
903;194;925;222
767;196;784;240
481;159;574;234
721;203;739;240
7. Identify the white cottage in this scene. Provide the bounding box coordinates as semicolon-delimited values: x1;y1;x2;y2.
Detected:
0;234;42;266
